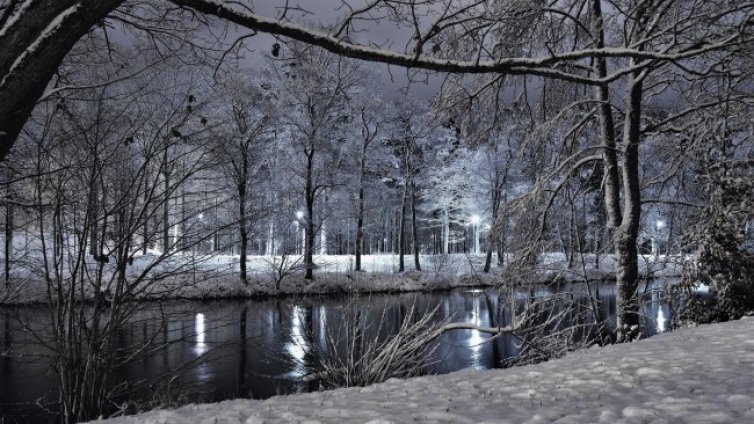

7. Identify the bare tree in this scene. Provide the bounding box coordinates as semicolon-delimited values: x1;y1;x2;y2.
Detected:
353;101;384;271
481;130;515;273
386;100;428;272
210;75;276;285
10;60;215;422
273;43;363;280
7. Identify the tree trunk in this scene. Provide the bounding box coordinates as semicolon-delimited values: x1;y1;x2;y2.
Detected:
266;219;275;256
320;194;327;255
180;188;186;251
591;0;623;229
162;172;170;253
497;189;508;265
484;179;502;273
4;201;12;289
410;179;421;271
304;149;315;280
88;182;100;257
238;143;250;285
142;182;149;255
442;206;449;254
591;0;641;342
355;150;366;271
238;183;248;286
398;188;407;272
614;73;645;342
593;196;605;269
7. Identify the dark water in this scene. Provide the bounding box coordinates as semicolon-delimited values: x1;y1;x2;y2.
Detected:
0;281;674;423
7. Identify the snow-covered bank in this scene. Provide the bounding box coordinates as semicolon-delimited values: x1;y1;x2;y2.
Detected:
0;252;688;304
88;317;754;424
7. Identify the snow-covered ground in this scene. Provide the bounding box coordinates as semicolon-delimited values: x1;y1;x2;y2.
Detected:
87;317;754;424
0;252;502;303
1;230;691;304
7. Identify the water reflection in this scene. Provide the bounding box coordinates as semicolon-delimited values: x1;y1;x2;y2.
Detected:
318;305;327;348
285;306;309;377
194;313;208;355
657;307;667;333
467;291;485;369
639;280;674;336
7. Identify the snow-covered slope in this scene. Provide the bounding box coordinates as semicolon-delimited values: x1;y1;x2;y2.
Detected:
88;317;754;424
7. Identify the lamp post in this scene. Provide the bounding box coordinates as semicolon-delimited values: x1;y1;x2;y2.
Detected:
484;223;491;254
654;220;665;257
296;211;304;255
471;215;480;254
197;213;204;253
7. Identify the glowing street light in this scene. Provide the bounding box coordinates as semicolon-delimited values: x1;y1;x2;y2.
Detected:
653;220;666;258
471;215;481;254
294;211;305;255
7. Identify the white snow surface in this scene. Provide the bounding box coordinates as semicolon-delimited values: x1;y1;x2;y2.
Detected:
88;318;754;424
0;249;689;304
0;229;690;304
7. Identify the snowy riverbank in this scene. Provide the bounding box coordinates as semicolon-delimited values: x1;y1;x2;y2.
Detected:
0;252;688;304
88;317;754;424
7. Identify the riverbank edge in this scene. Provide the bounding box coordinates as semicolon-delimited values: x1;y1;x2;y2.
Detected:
0;266;684;306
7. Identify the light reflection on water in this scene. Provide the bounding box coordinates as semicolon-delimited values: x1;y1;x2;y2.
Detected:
194;313;208;355
467;292;485;369
285;305;309;378
657;307;667;333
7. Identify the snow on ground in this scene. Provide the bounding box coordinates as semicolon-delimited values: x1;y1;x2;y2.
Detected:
0;252;503;304
88;317;754;424
1;230;691;304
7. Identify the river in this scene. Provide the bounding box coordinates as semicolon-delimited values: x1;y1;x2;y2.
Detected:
0;280;675;423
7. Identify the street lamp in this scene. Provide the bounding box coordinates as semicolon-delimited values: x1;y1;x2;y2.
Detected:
471;215;480;254
654;220;666;257
295;211;305;255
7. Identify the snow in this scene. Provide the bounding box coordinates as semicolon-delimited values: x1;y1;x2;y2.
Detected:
0;251;504;304
0;228;692;304
86;317;754;424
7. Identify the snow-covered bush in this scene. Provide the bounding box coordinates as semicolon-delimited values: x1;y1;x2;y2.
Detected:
681;162;754;323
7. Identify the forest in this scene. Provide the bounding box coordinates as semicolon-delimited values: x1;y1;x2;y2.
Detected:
1;1;753;423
